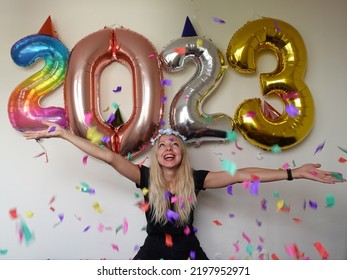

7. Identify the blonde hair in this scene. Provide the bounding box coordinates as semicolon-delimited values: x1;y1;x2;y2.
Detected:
149;135;197;226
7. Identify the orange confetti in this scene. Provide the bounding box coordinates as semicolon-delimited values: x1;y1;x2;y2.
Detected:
213;220;222;226
271;253;279;260
173;47;186;54
165;233;173;247
292;217;302;223
313;242;329;259
338;157;347;163
9;208;18;219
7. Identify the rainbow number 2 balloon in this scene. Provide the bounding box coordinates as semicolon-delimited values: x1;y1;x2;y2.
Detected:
8;34;69;131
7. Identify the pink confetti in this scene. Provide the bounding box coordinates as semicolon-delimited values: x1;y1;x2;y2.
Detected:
84;112;92;126
245;111;256;118
235;141;243;150
82;155;88;165
282;91;299;100
123;218;128;234
111;243;119;251
148;53;156;59
98;223;104;232
242;232;251;243
184;226;191;236
233;241;240;253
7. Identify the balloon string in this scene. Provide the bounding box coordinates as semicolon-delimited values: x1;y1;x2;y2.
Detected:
35;139;48;163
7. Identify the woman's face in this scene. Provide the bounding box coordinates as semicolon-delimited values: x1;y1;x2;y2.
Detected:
156;135;183;169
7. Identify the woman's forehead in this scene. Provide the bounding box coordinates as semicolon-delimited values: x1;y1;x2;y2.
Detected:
159;135;179;142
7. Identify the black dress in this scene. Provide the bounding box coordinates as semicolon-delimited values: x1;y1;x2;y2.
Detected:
133;165;210;260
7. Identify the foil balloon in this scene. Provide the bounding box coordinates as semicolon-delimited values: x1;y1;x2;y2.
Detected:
160;36;234;144
64;27;164;157
226;17;314;150
8;34;69;131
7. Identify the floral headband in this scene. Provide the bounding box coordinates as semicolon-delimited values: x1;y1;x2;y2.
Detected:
150;128;187;145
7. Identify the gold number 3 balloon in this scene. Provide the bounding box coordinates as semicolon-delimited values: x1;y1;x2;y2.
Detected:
227;17;314;150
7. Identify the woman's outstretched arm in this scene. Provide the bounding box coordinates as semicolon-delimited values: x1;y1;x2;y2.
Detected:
203;163;346;189
23;121;141;184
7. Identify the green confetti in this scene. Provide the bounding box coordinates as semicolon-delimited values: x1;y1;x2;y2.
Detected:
222;159;237;176
116;225;123;234
271;144;282;153
326;194;335;208
226;130;237;142
273;191;280;198
331;172;343;180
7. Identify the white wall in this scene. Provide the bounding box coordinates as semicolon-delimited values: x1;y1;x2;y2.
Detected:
0;0;346;260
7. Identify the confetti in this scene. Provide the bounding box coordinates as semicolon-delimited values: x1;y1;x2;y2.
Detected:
235;141;243;150
325;194;335;208
148;53;156;59
271;253;279;260
249;180;260;196
48;126;56;133
184;226;191;236
282;91;299;100
226;130;237;142
226;185;233;195
314;141;325;155
245;111;256;118
213;220;222;226
221;159;237;176
166;209;179;223
9;208;18;219
123;218;128;234
137;157;148;168
84;112;92;126
0;249;8;256
111;244;119;251
313;242;329;259
189;250;196;260
242;232;251;243
92;202;103;213
58;213;64;222
245;244;253;256
19;218;34;245
173;47;186;54
115;225;123;234
271;144;281;153
165;234;173;247
83;225;91;232
212;17;226;24
338;157;347;163
309;200;318;210
160;96;168;103
260;198;267;211
160;79;172;86
82;155;88;165
24;212;34;218
292;217;302;223
330;172;343;180
112;86;122;93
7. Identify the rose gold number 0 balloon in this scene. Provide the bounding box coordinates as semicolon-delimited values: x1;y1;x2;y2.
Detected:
64;27;164;157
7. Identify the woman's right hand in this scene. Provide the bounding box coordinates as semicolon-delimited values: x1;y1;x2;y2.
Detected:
22;121;66;140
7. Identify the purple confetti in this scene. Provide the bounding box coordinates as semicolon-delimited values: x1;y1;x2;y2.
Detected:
48;126;56;133
285;104;299;117
227;184;233;195
83;225;91;232
314;141;325;155
166;209;179;223
212;17;226;24
190;250;196;260
261;198;267;211
106;113;115;124
161;96;168;103
113;86;122;93
249;180;260;196
309;200;318;209
160;79;172;86
58;213;64;222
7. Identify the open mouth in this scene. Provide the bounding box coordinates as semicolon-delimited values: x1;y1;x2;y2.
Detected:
164;154;175;161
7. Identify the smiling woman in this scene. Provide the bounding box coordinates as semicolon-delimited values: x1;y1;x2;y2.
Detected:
22;121;345;259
